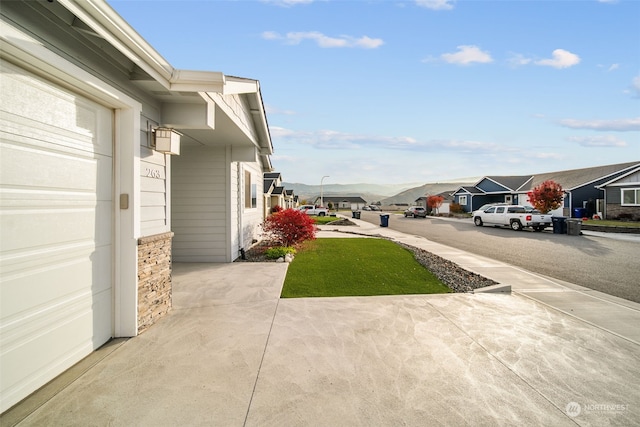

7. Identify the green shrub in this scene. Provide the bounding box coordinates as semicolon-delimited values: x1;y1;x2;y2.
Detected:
264;246;297;259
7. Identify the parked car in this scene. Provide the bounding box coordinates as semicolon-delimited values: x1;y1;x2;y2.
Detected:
362;205;372;211
404;206;427;218
298;205;328;216
369;205;381;211
473;205;552;231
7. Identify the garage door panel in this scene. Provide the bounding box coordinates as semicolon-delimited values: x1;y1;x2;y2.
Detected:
1;245;111;320
1;208;111;252
0;141;112;197
1;304;103;405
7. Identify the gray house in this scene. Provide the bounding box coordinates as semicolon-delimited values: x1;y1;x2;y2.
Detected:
313;196;368;210
597;166;640;220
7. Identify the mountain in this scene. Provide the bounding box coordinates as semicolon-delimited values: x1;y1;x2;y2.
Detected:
283;181;476;205
283;182;423;203
380;182;475;205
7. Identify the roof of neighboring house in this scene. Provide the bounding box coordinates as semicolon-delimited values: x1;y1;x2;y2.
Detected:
597;166;640;188
264;178;275;194
272;186;284;195
525;161;640;191
454;186;485;195
456;162;640;196
482;176;533;192
285;189;294;197
264;172;281;179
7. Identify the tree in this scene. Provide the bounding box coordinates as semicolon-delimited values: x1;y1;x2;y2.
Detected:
527;180;564;214
427;195;444;215
262;208;317;247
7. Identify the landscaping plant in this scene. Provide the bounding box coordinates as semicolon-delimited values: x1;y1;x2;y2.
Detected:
262;208;317;247
528;180;564;214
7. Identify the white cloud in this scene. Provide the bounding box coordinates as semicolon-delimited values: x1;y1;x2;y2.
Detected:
265;104;296;115
507;53;532;67
607;63;619;72
416;0;455;10
440;45;493;65
534;49;581;69
557;117;640;131
271;126;503;152
261;31;383;49
567;135;627;147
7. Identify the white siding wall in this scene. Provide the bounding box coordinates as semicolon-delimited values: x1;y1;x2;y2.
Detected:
220;94;256;141
230;161;239;261
172;146;228;262
139;118;169;236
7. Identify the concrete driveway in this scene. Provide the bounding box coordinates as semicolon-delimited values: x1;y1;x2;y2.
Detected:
3;226;639;426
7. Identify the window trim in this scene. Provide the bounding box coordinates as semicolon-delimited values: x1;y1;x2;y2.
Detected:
458;195;467;206
621;188;640;206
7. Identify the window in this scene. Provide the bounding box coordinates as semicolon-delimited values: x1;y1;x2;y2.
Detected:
458;195;467;206
621;188;640;206
244;171;257;209
485;207;496;214
496;207;505;214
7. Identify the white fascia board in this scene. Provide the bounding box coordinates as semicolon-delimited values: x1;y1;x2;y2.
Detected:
59;0;225;94
170;69;225;93
223;76;259;95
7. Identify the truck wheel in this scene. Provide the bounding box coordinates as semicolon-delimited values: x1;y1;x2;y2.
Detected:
319;212;326;217
533;226;543;232
510;220;523;231
474;217;483;227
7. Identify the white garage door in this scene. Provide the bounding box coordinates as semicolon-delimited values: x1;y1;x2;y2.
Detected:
0;61;113;411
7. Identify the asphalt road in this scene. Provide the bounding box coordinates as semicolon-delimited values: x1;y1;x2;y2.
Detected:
357;211;640;303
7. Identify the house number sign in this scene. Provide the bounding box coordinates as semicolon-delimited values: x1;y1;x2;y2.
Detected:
145;168;162;179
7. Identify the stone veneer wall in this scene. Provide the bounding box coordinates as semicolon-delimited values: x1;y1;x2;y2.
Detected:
605;204;639;220
137;232;174;334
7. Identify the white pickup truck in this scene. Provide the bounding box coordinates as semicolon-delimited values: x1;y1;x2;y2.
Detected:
298;205;328;216
472;204;553;231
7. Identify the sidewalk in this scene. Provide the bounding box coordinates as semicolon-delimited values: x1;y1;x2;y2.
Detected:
3;218;639;426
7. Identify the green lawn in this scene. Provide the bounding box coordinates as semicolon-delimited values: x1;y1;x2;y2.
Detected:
311;215;341;225
583;219;640;228
281;238;451;298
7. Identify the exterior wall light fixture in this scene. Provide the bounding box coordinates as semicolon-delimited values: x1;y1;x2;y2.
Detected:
153;127;181;155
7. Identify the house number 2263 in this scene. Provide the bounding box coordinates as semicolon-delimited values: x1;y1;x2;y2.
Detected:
145;168;162;179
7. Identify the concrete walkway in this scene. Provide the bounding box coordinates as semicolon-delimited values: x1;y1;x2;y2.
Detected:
3;218;639;426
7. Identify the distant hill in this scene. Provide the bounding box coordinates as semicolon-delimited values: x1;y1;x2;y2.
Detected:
283;181;476;205
283;182;423;204
380;182;475;206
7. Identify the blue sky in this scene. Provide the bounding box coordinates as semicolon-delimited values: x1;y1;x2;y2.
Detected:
109;0;639;185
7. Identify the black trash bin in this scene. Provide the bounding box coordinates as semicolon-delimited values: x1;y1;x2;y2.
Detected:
552;216;567;234
352;211;357;219
354;211;361;219
380;214;389;227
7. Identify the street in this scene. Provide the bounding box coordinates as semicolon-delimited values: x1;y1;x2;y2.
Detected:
357;211;640;303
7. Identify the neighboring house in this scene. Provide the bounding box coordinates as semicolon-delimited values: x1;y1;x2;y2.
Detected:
264;172;285;211
0;1;273;412
596;166;640;220
314;196;367;210
452;162;640;216
415;192;454;214
284;189;296;209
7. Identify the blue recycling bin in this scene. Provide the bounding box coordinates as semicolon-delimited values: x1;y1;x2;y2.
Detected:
379;214;389;227
552;216;567;234
573;207;586;218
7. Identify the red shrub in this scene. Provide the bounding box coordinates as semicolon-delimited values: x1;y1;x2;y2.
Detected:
262;208;317;246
